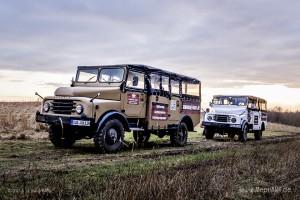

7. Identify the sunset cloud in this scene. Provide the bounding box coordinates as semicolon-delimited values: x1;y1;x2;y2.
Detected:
0;0;299;108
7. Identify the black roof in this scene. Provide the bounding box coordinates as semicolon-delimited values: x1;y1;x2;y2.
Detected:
213;95;267;102
78;64;200;84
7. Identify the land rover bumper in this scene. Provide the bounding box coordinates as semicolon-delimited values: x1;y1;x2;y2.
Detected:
36;111;95;127
201;121;241;129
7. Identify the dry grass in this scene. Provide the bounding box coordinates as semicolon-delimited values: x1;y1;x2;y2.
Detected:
0;140;299;200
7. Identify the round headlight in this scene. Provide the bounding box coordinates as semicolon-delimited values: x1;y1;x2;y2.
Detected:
207;116;213;121
231;118;237;123
43;102;50;112
75;104;84;114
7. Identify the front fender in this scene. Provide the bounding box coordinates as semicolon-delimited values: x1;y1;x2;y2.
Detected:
96;111;130;132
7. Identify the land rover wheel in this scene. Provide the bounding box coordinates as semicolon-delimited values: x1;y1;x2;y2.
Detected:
204;127;215;139
239;124;248;142
254;130;262;140
133;131;150;146
171;122;188;146
49;124;75;148
94;119;124;153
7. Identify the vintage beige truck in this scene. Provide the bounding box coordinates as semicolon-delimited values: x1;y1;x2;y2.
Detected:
36;64;201;153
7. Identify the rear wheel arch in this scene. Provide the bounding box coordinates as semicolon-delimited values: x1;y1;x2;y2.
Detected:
180;115;194;131
96;111;130;132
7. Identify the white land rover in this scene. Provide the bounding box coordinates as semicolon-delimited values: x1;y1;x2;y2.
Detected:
202;95;267;142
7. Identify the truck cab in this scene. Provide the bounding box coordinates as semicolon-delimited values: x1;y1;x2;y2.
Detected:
202;95;267;142
36;64;201;153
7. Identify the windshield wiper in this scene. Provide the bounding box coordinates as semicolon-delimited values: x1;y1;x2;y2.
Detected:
83;76;96;84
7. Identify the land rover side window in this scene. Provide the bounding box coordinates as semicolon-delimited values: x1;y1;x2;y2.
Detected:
77;68;98;82
126;71;145;89
99;68;124;83
187;83;199;96
171;80;180;94
150;74;160;90
248;98;258;110
182;82;187;94
162;76;169;92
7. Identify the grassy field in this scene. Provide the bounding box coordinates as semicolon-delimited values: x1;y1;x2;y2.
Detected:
0;102;300;199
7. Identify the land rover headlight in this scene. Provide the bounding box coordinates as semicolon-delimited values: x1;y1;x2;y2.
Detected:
43;102;51;112
231;117;237;123
75;104;84;114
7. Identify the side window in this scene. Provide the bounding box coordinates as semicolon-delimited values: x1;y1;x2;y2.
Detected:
150;74;161;90
126;71;145;89
182;81;187;95
248;98;258;110
162;76;169;92
171;80;180;94
187;83;199;96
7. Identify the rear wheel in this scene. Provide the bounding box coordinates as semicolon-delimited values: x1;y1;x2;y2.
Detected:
238;124;248;142
49;124;75;148
254;130;262;140
133;131;150;146
204;127;215;139
94;119;124;153
170;122;188;146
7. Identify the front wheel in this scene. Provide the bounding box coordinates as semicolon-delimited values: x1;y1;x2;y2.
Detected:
238;124;248;142
49;124;75;148
204;127;215;139
94;119;125;153
170;122;188;146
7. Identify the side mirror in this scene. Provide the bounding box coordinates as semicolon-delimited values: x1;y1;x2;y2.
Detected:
71;77;75;87
132;76;139;86
209;102;213;107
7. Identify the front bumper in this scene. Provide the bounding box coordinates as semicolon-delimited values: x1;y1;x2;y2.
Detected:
202;121;241;129
36;111;95;127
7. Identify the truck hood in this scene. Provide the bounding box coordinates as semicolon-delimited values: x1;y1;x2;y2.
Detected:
210;105;247;115
54;86;121;100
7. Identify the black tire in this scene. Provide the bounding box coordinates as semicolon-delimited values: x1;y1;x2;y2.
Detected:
238;124;248;142
228;132;235;139
204;127;215;139
170;122;188;146
133;131;150;145
49;124;75;148
254;130;262;140
94;119;125;153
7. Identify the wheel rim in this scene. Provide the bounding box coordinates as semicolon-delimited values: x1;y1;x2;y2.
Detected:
105;128;119;145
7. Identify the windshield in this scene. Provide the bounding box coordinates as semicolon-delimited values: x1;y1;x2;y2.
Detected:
212;96;248;106
76;67;125;83
77;68;98;83
99;68;124;83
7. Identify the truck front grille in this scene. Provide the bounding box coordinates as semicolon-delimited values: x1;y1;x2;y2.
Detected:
51;100;75;115
215;115;229;122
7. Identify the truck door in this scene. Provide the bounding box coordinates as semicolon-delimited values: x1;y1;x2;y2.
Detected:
248;97;260;130
147;74;171;130
169;79;181;122
121;71;146;118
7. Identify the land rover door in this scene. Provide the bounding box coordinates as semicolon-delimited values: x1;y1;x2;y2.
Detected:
248;97;261;130
168;78;181;123
121;70;147;118
147;73;171;130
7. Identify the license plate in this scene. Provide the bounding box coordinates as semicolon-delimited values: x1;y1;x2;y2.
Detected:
70;119;91;127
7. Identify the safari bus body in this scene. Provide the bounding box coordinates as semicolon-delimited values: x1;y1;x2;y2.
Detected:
202;95;267;142
36;64;201;153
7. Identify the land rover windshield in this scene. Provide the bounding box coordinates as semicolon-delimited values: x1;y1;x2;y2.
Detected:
76;67;125;83
212;96;247;106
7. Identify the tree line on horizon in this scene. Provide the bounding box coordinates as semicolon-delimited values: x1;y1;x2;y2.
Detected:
268;106;300;127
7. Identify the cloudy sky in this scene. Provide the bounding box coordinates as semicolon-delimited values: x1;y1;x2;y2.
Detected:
0;0;299;109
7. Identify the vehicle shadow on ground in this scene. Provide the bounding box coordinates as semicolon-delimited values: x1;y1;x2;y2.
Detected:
68;141;177;155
